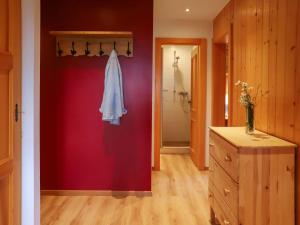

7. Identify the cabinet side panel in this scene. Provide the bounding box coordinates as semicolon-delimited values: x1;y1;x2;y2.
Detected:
276;151;295;225
239;148;294;225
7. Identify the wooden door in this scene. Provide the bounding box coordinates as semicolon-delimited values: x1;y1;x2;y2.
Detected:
190;48;200;168
0;0;21;224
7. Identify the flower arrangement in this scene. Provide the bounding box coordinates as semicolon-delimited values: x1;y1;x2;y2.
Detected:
235;80;257;134
235;80;256;107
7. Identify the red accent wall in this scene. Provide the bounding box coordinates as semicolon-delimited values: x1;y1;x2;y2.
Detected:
40;0;153;191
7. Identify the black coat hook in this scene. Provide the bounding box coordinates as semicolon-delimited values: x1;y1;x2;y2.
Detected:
85;42;90;56
70;41;77;56
99;42;104;56
113;41;116;50
126;41;131;56
57;41;63;56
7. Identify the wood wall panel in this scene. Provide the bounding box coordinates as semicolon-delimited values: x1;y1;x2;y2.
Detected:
232;0;241;126
296;0;300;151
275;0;287;138
296;0;300;144
214;0;300;223
260;0;270;132
255;0;263;130
224;0;300;138
296;0;300;222
267;0;278;135
284;0;298;140
240;0;247;125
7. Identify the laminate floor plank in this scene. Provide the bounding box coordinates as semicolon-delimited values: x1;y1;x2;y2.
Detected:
41;154;210;225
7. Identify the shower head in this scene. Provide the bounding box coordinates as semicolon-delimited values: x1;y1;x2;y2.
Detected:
173;51;180;67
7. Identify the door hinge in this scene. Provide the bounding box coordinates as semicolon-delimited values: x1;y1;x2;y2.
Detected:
15;104;19;122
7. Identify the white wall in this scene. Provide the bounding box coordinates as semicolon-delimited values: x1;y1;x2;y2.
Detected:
154;19;213;39
153;18;213;166
21;0;40;224
162;45;192;144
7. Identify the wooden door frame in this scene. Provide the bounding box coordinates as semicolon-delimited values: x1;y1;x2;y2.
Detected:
212;23;234;127
211;42;227;126
154;38;207;171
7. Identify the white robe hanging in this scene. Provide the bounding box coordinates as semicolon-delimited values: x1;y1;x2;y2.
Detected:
99;50;127;125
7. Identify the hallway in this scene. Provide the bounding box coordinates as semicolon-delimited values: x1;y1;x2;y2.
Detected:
41;154;210;225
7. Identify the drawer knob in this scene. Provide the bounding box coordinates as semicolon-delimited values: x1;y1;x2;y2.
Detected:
224;219;230;225
209;193;213;198
224;154;232;162
209;143;215;147
223;188;231;196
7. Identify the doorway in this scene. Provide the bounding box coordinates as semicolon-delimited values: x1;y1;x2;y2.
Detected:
212;24;233;127
160;45;195;154
154;38;207;171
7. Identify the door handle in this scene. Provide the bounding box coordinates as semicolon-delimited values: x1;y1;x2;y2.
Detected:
224;154;232;162
15;104;19;122
223;219;230;225
223;188;231;196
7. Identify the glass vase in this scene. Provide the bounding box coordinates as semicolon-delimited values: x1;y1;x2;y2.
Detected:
245;104;255;134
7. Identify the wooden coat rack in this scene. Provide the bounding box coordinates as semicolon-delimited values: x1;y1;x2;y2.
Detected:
50;31;134;57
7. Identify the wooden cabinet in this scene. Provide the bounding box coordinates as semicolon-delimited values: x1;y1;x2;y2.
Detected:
209;127;296;225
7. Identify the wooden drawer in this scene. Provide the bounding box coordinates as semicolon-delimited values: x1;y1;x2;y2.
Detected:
208;182;214;208
209;131;239;182
210;156;238;217
213;197;238;225
209;155;215;184
212;181;238;225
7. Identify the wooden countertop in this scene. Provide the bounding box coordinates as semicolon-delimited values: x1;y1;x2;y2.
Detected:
209;127;297;149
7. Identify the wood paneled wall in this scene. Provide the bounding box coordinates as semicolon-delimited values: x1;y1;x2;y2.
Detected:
213;0;300;222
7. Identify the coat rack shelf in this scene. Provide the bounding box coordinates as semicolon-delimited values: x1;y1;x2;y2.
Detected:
50;31;133;57
49;31;133;38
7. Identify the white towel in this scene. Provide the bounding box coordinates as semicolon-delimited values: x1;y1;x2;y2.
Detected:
99;50;127;125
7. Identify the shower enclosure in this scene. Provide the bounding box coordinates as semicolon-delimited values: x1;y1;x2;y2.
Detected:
161;45;194;152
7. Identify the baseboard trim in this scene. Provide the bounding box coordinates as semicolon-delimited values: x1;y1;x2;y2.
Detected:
160;147;190;154
41;190;152;197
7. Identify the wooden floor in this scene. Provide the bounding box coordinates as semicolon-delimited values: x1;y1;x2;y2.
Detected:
41;154;210;225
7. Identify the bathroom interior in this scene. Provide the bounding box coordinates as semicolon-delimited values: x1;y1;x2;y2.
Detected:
161;45;198;155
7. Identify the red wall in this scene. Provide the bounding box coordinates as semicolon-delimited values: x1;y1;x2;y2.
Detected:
40;0;153;191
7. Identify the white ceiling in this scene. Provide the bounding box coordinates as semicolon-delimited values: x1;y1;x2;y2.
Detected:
154;0;230;21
